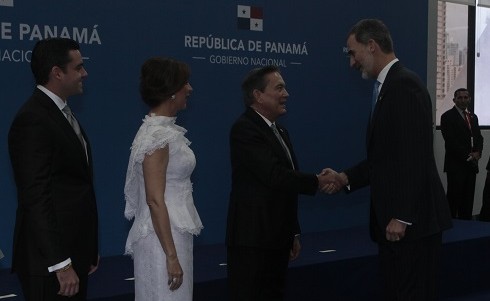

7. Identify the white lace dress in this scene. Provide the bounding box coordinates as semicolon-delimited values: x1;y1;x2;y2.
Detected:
124;114;203;301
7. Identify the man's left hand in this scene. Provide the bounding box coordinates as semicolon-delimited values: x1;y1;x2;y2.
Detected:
385;219;407;242
289;236;301;261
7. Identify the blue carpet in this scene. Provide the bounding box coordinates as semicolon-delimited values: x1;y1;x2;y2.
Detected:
1;220;490;300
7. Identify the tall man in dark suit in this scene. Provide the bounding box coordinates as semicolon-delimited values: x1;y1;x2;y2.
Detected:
440;88;483;220
326;19;453;300
8;38;99;300
226;66;333;301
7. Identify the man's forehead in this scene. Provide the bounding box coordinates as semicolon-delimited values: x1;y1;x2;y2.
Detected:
267;72;282;81
456;90;469;96
264;72;285;88
346;36;359;53
346;34;356;44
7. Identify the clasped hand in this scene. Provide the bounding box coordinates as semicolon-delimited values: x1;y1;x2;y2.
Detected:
317;168;348;194
467;151;481;162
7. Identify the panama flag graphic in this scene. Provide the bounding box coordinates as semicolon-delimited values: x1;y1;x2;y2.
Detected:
0;0;14;7
237;5;263;31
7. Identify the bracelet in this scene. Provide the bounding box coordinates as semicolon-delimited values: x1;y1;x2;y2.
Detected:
55;263;72;273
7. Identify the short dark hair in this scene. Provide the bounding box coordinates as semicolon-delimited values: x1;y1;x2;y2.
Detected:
348;19;394;54
241;65;280;107
453;88;469;98
30;38;81;85
139;57;190;108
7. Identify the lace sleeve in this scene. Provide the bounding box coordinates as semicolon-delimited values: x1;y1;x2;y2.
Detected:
124;125;179;219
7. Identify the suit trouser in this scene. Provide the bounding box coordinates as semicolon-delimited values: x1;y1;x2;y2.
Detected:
479;172;490;221
18;270;88;301
378;233;442;301
227;245;290;301
446;171;476;220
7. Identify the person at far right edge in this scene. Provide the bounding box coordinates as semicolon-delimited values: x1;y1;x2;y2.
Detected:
324;19;453;300
440;88;483;220
479;158;490;221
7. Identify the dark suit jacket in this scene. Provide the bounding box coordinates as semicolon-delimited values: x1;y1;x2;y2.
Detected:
8;88;98;276
226;107;318;249
440;106;483;173
344;62;452;242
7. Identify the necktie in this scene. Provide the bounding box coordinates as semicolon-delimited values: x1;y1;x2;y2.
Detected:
271;123;295;169
464;111;474;148
464;111;472;130
371;80;381;115
62;105;86;150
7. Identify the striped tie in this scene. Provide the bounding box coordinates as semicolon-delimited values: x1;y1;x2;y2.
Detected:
62;105;86;151
271;123;295;169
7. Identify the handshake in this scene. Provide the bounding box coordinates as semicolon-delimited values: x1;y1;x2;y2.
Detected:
316;168;348;194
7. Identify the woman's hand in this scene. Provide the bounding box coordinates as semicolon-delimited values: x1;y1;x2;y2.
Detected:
166;255;184;291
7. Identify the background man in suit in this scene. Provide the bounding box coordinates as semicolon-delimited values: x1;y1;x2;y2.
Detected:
225;66;333;301
440;88;483;220
326;19;452;300
8;38;99;300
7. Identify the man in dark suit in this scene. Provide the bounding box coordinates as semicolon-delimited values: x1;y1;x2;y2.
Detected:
326;19;452;300
440;88;483;220
8;38;99;301
226;66;333;301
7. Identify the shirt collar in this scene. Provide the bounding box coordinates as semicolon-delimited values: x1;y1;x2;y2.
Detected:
454;105;469;118
253;109;274;127
376;58;399;86
37;85;66;111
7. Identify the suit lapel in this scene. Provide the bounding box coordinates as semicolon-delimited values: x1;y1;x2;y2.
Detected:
451;106;472;134
35;89;89;167
367;62;401;147
274;123;298;167
245;108;295;168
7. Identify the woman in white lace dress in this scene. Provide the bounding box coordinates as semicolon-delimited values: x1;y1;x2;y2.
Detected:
124;57;203;301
